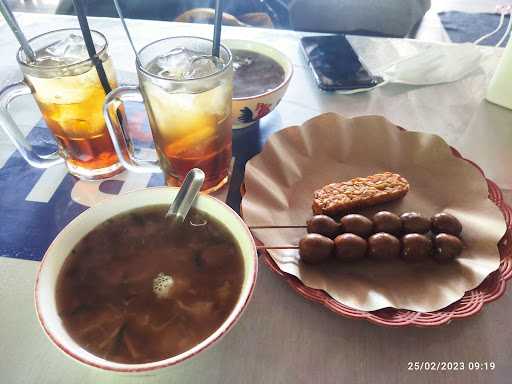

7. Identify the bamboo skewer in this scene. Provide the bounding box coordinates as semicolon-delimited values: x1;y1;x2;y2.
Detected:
256;245;299;250
249;225;306;229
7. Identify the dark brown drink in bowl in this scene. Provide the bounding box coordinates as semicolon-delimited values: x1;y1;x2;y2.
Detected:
232;49;286;98
56;205;244;364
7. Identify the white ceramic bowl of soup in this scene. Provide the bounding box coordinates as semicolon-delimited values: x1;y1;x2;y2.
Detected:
225;40;293;129
34;187;257;374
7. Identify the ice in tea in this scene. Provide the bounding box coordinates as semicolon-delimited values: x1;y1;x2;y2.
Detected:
142;49;232;192
25;34;120;176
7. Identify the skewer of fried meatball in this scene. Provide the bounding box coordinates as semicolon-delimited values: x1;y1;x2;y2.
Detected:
299;211;463;265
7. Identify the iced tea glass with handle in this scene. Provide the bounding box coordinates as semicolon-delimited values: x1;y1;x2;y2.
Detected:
104;36;233;193
0;28;123;179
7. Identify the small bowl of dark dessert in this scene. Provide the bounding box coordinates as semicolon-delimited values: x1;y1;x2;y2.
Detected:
225;39;293;128
35;187;257;374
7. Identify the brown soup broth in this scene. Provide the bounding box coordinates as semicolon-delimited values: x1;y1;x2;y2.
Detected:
232;49;285;98
56;205;244;364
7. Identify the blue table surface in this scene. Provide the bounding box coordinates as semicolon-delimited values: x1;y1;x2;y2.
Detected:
0;101;280;262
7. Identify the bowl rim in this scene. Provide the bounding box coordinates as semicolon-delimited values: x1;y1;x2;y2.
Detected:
34;186;258;373
225;39;294;101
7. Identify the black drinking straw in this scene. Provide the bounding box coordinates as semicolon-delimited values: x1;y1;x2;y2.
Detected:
71;0;112;95
212;0;224;57
113;0;142;66
0;0;36;62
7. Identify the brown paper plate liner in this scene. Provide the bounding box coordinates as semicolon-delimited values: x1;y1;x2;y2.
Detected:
240;127;512;327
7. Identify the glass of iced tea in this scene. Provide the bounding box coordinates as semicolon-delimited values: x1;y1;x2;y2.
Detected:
103;36;233;192
0;28;122;179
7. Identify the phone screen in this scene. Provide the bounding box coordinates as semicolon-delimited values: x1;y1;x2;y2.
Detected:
300;35;383;91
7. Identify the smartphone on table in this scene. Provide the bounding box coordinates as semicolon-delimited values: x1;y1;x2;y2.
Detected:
300;34;383;92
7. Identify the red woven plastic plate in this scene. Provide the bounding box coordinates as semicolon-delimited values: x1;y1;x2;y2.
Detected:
252;145;512;327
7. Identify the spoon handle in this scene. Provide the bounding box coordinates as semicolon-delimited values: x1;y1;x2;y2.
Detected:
166;168;205;223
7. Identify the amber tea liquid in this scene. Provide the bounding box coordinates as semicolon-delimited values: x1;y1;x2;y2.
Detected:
24;38;122;179
148;105;232;192
141;46;233;192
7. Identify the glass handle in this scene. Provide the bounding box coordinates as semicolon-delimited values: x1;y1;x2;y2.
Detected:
103;85;161;173
0;81;63;168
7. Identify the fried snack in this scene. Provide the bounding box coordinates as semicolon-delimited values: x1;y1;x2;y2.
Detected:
312;172;409;216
